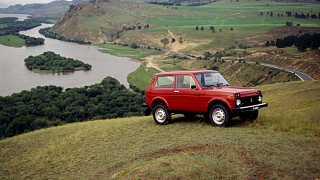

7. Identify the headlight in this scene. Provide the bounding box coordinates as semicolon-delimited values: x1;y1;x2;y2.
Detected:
236;99;241;106
258;96;262;102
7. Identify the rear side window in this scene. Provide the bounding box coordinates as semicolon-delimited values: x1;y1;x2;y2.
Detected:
176;75;196;89
154;76;174;88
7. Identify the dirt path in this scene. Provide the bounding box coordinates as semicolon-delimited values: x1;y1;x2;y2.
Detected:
167;29;184;53
144;52;171;72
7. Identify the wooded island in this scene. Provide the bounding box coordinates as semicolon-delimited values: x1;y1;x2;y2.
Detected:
24;51;92;73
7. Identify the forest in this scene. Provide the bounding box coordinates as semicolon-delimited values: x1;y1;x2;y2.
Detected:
24;51;92;72
265;33;320;52
0;77;146;139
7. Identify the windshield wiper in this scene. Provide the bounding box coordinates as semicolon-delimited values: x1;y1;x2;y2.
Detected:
207;83;229;87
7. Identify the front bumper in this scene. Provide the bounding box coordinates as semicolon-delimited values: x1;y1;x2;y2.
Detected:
232;103;268;113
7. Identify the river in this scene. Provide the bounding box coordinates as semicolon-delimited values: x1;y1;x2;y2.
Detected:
0;14;140;96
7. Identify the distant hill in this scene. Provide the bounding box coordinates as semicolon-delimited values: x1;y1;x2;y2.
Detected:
50;0;178;42
0;0;89;18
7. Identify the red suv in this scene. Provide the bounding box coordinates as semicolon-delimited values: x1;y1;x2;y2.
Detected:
144;70;268;127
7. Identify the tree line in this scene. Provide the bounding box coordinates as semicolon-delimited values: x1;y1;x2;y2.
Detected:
0;17;50;36
259;11;320;19
0;17;48;46
265;33;320;52
19;34;44;46
24;51;92;72
0;77;146;139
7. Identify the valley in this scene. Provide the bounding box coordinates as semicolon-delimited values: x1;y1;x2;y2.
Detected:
48;0;319;90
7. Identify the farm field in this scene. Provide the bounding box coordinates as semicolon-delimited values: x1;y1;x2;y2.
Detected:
118;0;320;54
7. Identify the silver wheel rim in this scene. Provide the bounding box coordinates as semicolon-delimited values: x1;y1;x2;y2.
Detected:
155;108;166;123
212;108;225;125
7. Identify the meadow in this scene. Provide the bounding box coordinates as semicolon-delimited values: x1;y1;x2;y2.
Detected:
120;0;320;54
0;80;319;179
0;35;25;47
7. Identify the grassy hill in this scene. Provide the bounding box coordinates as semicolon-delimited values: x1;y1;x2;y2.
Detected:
51;0;320;81
1;80;319;179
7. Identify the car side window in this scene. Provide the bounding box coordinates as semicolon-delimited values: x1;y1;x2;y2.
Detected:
176;75;196;89
154;76;174;88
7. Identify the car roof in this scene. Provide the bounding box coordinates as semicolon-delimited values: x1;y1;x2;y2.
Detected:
155;70;218;76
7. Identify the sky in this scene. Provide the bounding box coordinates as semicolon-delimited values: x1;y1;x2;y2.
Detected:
0;0;71;6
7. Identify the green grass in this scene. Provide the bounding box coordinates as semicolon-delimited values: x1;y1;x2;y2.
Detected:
127;63;160;90
97;43;163;61
53;0;320;54
252;80;320;136
0;81;319;179
0;35;25;47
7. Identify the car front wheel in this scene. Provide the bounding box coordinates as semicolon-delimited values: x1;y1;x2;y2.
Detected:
209;104;230;127
239;111;259;121
153;104;171;125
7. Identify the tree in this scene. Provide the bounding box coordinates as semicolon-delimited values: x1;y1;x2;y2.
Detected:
265;41;270;47
195;26;199;30
130;43;139;49
161;37;169;46
179;37;183;43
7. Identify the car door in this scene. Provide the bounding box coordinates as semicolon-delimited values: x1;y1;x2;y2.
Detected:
152;75;175;106
171;75;200;112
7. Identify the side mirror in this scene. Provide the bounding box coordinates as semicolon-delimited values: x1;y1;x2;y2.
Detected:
191;85;197;89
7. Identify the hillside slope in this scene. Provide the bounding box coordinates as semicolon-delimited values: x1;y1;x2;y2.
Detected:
1;80;319;179
51;0;320;81
50;0;181;42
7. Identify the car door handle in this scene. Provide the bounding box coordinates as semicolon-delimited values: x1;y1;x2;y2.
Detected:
174;90;179;93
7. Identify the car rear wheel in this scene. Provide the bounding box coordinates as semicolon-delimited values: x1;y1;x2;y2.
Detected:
153;104;171;125
209;104;230;127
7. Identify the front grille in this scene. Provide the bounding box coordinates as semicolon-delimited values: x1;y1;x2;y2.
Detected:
238;96;260;107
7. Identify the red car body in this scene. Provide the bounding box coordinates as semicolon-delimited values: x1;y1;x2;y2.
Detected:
145;70;268;126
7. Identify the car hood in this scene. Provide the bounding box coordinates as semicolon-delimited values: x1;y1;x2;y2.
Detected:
204;86;260;96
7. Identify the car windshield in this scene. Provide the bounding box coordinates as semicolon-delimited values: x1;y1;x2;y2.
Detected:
195;72;230;88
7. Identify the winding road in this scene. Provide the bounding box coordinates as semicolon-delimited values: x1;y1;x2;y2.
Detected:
259;63;313;81
160;49;313;81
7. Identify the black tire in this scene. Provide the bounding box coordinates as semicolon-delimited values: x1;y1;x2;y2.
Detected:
153;104;171;125
239;111;259;122
249;110;259;121
239;112;251;121
209;104;230;127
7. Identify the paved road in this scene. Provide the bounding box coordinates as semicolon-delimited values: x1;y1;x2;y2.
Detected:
259;63;313;81
163;50;313;81
110;42;313;81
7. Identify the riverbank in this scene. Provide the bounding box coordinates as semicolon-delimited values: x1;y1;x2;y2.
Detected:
0;19;140;96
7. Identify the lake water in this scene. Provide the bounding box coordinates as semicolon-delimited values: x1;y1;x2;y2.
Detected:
0;14;140;96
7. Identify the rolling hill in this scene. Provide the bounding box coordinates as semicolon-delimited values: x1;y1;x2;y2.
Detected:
0;80;319;179
50;0;320;80
0;0;89;18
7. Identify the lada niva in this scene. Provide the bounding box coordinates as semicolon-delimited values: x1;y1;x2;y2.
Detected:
144;70;268;127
